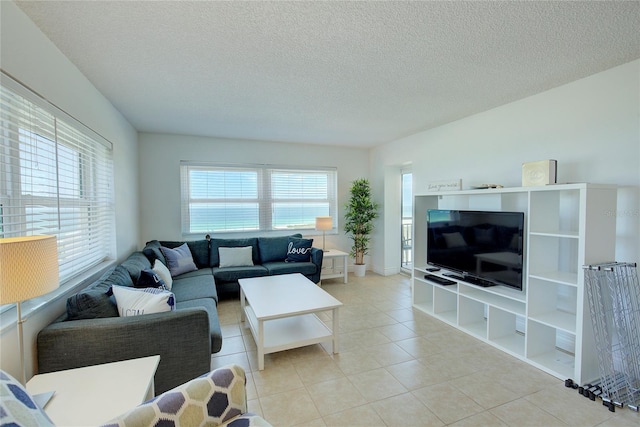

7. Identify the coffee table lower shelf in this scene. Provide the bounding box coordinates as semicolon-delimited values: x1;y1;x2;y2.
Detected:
244;305;336;368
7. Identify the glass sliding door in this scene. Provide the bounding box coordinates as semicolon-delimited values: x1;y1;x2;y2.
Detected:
401;171;413;271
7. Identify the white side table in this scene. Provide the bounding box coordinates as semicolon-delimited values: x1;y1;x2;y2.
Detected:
320;249;348;284
26;355;160;426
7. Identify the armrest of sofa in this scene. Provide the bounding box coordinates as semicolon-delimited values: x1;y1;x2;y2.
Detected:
309;247;324;283
37;308;212;394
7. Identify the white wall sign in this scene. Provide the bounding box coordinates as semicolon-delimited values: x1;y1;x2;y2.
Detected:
427;179;462;192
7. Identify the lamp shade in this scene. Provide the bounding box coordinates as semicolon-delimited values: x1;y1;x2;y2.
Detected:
315;216;333;231
0;235;59;304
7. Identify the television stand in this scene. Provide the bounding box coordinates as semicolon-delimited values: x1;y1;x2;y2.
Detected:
443;273;495;288
412;183;618;385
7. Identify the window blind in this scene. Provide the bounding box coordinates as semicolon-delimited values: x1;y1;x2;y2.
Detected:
0;73;114;287
181;162;337;235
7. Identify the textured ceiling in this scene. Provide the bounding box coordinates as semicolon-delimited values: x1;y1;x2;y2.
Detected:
15;1;640;147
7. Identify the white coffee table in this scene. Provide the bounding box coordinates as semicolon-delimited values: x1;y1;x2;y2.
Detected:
239;273;343;370
26;355;160;426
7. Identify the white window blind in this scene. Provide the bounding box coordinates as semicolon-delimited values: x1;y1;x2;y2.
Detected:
181;162;337;235
0;74;114;286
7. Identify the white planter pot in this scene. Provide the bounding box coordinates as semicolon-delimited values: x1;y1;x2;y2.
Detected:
354;264;366;277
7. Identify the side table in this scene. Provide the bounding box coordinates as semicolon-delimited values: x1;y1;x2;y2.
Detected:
320;249;348;284
26;355;160;426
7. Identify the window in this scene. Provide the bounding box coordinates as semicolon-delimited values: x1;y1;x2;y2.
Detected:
181;162;337;235
1;73;114;291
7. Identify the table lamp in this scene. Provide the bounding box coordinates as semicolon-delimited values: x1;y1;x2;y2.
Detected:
315;216;333;252
0;235;59;385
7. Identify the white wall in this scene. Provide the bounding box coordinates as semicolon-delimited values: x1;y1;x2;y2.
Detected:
138;133;369;255
0;1;138;381
371;60;640;275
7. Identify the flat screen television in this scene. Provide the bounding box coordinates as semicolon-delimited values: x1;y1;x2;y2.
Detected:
427;209;525;291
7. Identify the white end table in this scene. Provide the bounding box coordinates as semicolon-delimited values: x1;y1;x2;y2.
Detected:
320;249;348;283
26;355;160;426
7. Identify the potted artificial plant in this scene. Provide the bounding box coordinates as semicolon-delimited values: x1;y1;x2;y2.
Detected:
344;178;379;277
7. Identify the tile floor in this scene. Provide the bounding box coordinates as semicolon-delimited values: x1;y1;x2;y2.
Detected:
211;273;638;427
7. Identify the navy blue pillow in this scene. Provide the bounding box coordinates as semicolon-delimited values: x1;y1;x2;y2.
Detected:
286;237;313;262
135;268;167;290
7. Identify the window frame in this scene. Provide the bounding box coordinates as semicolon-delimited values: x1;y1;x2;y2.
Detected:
1;72;115;313
180;162;338;236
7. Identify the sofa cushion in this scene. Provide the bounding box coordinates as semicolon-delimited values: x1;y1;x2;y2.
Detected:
171;274;218;303
258;234;302;263
175;298;222;352
213;266;269;283
112;285;176;317
120;252;153;283
174;268;215;279
161;243;198;277
142;240;166;265
219;246;254;268
262;261;317;277
285;237;314;262
210;238;259;267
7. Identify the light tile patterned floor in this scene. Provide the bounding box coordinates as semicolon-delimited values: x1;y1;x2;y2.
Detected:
211;273;639;427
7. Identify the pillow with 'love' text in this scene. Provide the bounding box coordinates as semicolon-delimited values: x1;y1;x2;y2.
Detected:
285;237;313;262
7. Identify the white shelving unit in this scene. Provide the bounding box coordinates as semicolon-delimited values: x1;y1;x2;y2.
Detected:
412;183;617;384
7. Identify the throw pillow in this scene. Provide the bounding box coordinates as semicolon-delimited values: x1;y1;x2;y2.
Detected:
66;288;118;320
160;243;198;277
0;370;55;427
136;268;167;290
286;237;313;262
443;232;467;248
111;285;175;317
218;246;254;268
153;259;173;290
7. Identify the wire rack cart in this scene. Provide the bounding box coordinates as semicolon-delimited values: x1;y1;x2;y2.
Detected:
584;262;640;411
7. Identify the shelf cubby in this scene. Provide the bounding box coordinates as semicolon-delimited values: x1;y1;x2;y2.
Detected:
528;235;579;285
433;286;457;325
488;307;526;357
458;297;487;339
413;277;434;314
529;188;580;235
528;278;577;333
526;320;576;379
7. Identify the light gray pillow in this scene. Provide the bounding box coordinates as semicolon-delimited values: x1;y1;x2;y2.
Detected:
160;243;198;277
219;246;254;268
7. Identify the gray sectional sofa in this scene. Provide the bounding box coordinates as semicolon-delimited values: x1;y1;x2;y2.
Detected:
37;233;323;394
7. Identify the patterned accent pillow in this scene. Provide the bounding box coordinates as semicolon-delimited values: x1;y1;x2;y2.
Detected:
160;243;198;277
135;268;167;290
101;365;273;427
111;285;175;317
0;370;55;427
285;237;313;262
